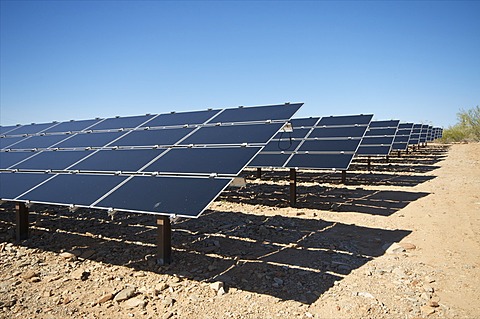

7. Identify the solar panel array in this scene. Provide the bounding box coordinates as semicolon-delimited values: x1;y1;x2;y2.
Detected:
0;103;302;218
356;120;400;156
249;114;373;170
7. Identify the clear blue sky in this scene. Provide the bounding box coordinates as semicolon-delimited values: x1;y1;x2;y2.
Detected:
1;1;479;128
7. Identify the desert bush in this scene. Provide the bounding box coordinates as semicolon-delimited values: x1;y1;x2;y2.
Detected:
441;106;480;142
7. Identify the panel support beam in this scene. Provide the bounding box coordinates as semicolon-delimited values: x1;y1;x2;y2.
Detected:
289;168;297;207
341;170;347;184
367;157;372;171
397;150;401;157
157;216;172;265
16;202;29;241
256;168;262;179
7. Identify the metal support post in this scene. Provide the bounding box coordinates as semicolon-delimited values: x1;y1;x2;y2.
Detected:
367;157;371;171
397;150;401;157
16;202;29;241
341;170;347;184
256;167;262;179
386;155;390;162
289;168;297;207
157;216;172;265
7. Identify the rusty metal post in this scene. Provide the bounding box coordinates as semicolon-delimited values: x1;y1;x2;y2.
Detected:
289;168;296;207
256;167;262;179
157;216;172;265
341;170;347;184
16;202;29;241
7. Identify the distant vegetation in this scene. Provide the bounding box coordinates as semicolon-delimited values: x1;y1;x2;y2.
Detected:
441;106;480;142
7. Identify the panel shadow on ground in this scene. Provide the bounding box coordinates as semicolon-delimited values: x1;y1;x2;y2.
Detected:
0;204;411;304
219;183;429;216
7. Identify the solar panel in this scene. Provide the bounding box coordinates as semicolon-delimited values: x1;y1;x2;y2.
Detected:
356;120;400;156
419;124;429;143
391;123;413;151
0;103;302;218
249;114;373;170
408;124;423;145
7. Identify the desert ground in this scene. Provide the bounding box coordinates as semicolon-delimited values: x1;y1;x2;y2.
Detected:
1;142;479;319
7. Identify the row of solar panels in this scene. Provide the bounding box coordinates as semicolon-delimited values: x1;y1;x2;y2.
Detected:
0;103;443;218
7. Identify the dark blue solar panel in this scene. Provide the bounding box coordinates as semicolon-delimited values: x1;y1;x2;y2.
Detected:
181;123;284;145
143;147;261;175
286;153;353;170
144;109;221;127
368;120;399;128
365;128;397;136
208;103;302;123
0;137;27;149
391;142;408;151
12;150;93;170
249;154;292;168
89;115;155;131
18;174;128;206
0;172;52;200
0;125;19;135
262;140;301;152
70;149;166;172
360;136;395;145
289;117;320;127
6;123;57;136
0;152;36;169
393;135;410;143
298;140;359;152
317;114;372;126
356;145;392;156
110;128;194;147
8;134;70;149
95;176;231;217
309;126;367;138
54;131;125;148
43;119;101;134
398;123;414;129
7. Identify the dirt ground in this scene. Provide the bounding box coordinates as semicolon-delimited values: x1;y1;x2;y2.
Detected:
1;142;479;319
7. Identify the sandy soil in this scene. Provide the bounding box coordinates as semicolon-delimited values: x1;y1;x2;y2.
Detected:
1;143;479;319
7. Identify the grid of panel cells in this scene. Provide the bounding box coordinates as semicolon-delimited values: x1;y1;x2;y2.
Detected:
249;114;373;170
0;103;302;217
391;123;414;151
356;120;400;157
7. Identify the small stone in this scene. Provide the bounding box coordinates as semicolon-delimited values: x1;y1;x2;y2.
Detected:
385;243;406;254
155;283;168;293
124;297;146;309
357;292;375;299
217;287;226;296
163;297;175;307
210;281;224;292
399;242;416;250
429;301;439;308
420;305;435;316
71;269;90;281
97;293;114;304
59;252;76;260
22;271;38;280
30;277;41;283
114;286;136;302
305;312;313;318
423;285;434;293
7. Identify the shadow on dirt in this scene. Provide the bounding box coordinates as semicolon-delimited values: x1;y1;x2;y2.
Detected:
220;183;429;216
0;204;411;304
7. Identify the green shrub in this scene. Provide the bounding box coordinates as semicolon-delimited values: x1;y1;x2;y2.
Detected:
441;106;480;142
